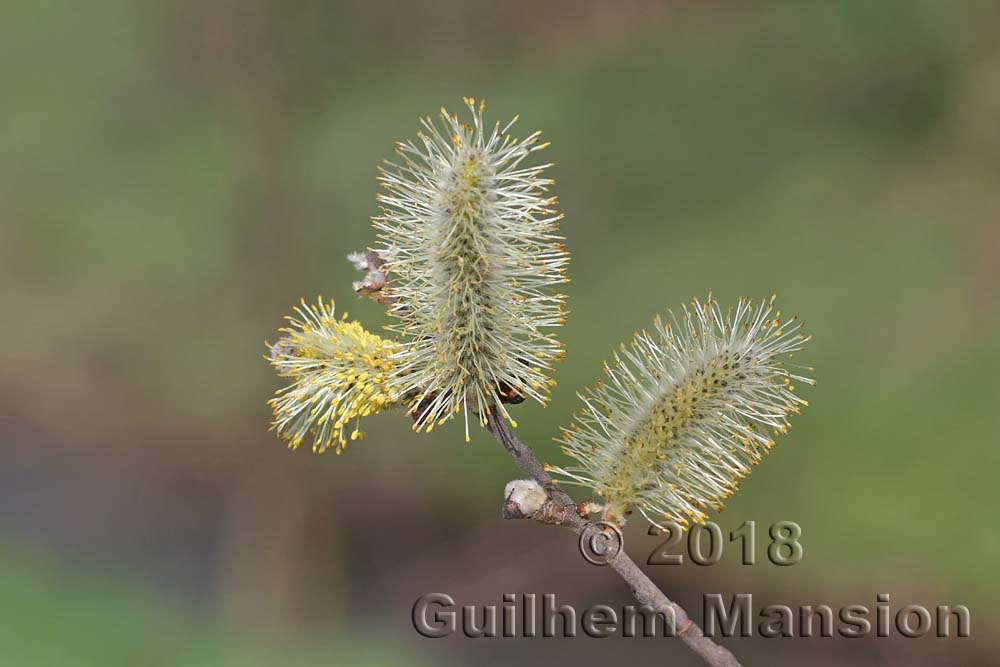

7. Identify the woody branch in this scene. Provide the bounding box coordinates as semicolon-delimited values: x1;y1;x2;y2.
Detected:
486;412;742;667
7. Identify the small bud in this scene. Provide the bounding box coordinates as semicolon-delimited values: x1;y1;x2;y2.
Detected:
503;479;548;516
348;250;393;304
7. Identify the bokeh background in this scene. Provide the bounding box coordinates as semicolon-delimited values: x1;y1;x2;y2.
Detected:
3;1;999;665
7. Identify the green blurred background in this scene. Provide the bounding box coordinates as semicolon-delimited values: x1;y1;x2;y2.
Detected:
2;1;999;665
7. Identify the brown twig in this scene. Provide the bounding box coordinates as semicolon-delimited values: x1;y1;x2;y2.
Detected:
486;412;743;667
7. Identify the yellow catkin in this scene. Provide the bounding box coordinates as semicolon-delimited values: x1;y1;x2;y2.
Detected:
267;297;397;455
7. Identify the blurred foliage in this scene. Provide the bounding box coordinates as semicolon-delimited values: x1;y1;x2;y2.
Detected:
0;542;422;667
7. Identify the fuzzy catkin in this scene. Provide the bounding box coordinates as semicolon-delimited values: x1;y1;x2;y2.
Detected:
267;298;396;454
548;295;814;529
373;98;569;440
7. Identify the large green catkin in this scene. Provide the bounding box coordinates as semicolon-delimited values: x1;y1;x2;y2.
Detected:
548;296;814;529
373;99;569;441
